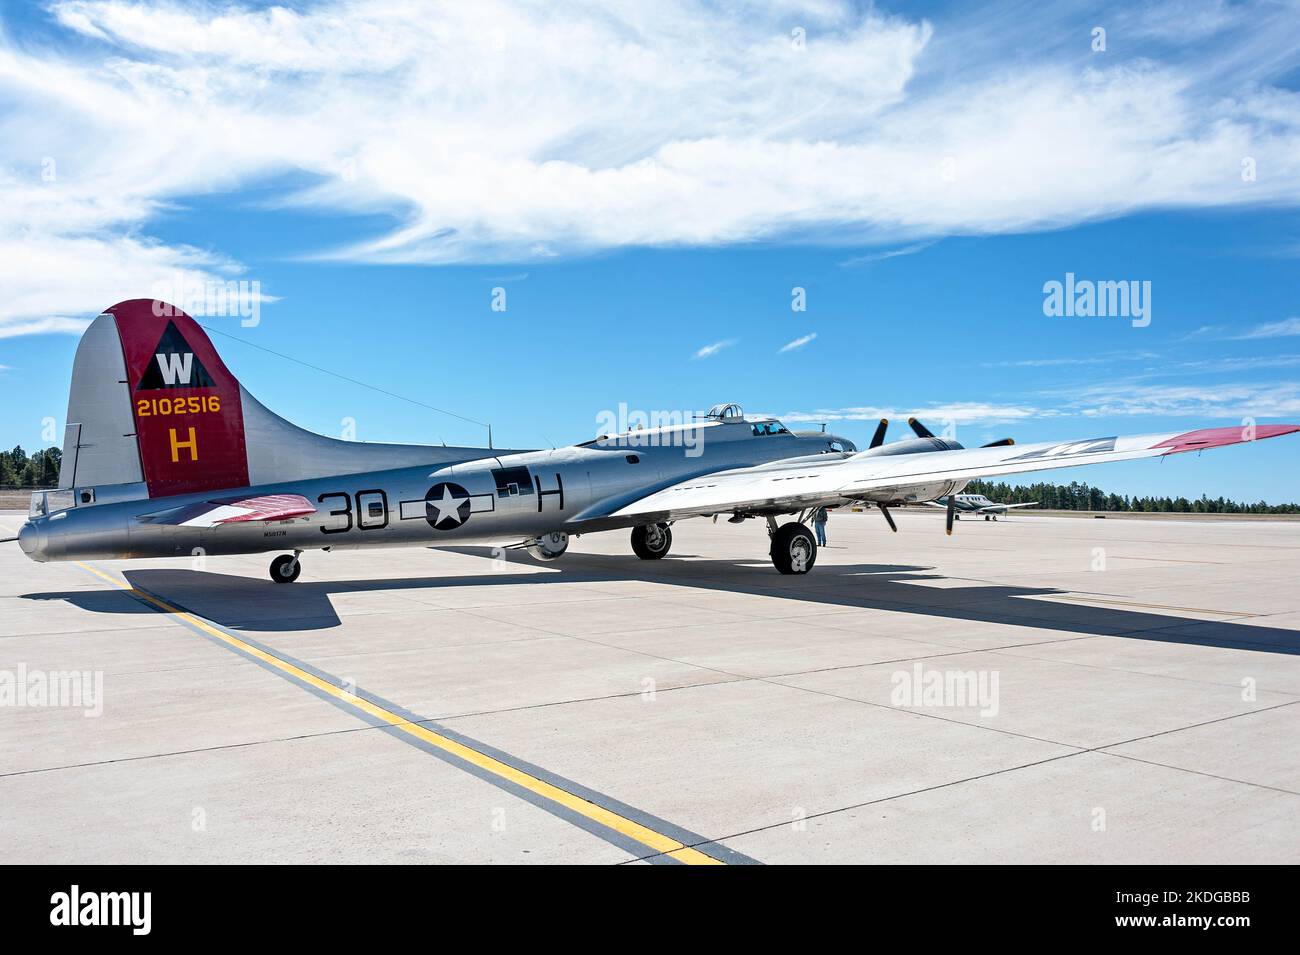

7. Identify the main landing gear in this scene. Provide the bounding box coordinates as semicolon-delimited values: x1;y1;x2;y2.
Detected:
631;523;673;559
527;531;569;561
769;520;817;575
269;550;302;583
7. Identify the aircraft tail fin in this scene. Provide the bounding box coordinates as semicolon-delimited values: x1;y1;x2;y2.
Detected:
60;300;494;501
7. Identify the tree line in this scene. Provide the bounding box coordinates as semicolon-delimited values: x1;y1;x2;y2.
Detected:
964;478;1300;514
0;446;62;488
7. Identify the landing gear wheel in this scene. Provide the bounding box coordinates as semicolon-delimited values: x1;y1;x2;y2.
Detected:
984;515;991;521
527;531;569;561
270;553;301;583
631;523;672;559
770;522;817;575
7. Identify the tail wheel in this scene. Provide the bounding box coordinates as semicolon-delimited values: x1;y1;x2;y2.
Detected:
770;522;817;575
631;523;672;559
270;553;301;583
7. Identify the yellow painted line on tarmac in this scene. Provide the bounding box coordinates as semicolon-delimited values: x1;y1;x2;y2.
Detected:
77;562;725;865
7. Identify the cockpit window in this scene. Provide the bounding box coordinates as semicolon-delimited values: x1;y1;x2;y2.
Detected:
751;421;791;436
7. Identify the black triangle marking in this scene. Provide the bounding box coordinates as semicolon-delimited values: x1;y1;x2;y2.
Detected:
137;320;215;390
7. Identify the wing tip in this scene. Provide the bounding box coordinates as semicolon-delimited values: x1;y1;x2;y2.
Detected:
1154;424;1300;455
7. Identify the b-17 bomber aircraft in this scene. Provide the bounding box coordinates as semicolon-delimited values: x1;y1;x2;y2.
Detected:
926;493;1039;520
11;301;1300;580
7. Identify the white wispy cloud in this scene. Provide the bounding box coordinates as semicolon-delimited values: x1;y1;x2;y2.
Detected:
1181;317;1300;341
778;333;817;353
981;351;1161;368
1066;381;1300;418
838;242;936;267
1229;317;1300;339
781;372;1300;425
777;403;1049;426
1151;354;1300;375
2;0;1299;336
692;338;736;360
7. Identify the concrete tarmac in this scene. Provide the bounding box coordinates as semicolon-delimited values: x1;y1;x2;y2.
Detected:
1;508;1297;864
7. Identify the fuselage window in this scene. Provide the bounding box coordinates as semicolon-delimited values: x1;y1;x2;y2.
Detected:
493;466;535;498
626;454;640;464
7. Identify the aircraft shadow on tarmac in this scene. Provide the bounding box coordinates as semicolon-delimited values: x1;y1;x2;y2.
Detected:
21;547;1299;655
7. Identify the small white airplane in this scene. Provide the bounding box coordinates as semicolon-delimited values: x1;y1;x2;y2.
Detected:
11;300;1300;579
926;493;1038;520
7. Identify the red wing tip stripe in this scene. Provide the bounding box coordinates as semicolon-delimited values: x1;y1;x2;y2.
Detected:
1154;424;1300;454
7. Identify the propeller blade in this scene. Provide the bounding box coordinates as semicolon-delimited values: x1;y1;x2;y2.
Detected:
879;503;897;533
945;496;956;536
869;418;889;449
980;438;1015;448
907;417;935;439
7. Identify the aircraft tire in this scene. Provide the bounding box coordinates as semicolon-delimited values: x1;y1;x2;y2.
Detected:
270;554;301;583
631;523;672;559
770;522;817;575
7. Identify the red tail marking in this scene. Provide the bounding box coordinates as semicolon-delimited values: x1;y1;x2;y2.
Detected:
110;299;250;497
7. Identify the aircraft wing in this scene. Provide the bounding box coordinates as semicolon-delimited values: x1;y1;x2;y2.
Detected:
137;493;317;527
978;502;1039;511
606;425;1299;522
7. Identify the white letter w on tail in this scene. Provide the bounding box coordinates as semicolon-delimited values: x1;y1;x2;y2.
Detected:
155;352;193;385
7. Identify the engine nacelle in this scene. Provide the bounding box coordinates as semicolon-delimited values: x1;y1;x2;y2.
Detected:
854;480;967;505
855;436;963;458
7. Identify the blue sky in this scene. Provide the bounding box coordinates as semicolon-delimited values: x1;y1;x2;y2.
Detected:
2;0;1299;500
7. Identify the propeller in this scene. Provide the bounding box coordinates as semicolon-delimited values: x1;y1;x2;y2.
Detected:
869;418;889;449
911;417;1016;447
879;503;897;533
907;417;935;439
945;495;956;536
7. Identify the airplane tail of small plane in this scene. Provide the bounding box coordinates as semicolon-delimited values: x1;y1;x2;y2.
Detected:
58;299;493;502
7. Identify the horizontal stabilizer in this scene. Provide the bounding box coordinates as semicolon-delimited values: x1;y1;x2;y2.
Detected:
138;493;316;528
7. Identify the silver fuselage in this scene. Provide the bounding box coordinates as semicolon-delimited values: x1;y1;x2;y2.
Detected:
20;423;853;562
